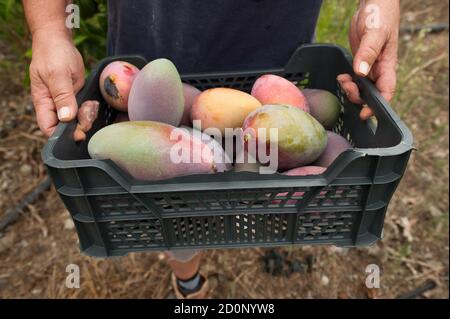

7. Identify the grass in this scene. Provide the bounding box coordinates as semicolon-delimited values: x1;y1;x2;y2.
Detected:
316;0;357;49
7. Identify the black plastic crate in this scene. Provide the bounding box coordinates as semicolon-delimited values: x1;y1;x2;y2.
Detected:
42;44;413;257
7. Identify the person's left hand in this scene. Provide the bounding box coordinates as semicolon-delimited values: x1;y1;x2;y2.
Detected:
337;0;400;120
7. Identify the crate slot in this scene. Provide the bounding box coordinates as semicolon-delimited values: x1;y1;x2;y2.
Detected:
103;218;164;250
171;216;226;246
296;211;356;242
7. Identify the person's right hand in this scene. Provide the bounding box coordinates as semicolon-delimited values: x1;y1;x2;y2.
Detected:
30;29;85;137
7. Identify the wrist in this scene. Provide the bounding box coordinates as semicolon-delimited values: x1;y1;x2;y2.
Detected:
31;24;72;42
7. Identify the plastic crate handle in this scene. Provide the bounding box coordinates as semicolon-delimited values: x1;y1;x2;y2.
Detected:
355;75;413;152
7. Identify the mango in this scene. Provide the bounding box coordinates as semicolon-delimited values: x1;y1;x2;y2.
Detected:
283;166;326;176
181;126;232;172
233;149;262;173
88;121;216;181
99;61;139;111
314;131;352;167
180;83;202;126
191;88;262;134
303;89;341;129
242;104;327;171
251;74;309;112
128;58;184;126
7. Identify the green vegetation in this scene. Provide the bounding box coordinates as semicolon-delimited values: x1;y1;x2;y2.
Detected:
0;0;28;53
73;0;107;67
0;0;29;77
316;0;357;49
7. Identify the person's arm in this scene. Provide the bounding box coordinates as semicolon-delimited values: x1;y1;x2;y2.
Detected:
23;0;71;36
23;0;85;137
338;0;400;120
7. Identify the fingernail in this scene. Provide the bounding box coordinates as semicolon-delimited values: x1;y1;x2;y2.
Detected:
57;107;72;121
358;61;370;76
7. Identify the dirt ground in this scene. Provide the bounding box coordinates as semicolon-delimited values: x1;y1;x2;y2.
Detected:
0;1;448;299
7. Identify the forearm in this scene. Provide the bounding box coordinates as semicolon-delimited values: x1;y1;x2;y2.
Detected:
22;0;72;38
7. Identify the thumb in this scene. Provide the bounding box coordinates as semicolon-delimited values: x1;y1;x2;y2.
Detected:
48;70;78;122
353;30;387;77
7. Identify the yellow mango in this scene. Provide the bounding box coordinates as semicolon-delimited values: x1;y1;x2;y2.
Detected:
191;88;262;134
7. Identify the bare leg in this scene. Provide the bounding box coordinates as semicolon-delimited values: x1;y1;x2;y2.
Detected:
163;250;210;298
163;250;203;280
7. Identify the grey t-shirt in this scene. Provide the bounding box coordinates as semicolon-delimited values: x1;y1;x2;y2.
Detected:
107;0;322;73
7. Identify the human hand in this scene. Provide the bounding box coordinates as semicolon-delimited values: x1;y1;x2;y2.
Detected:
337;0;400;120
29;29;85;137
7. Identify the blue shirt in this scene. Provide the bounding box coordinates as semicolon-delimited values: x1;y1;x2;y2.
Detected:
107;0;323;73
